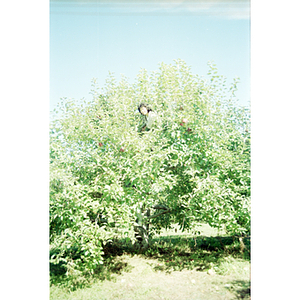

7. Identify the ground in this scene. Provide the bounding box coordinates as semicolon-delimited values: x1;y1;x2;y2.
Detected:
50;224;250;300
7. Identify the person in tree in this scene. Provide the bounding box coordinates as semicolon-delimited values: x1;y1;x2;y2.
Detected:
138;103;157;132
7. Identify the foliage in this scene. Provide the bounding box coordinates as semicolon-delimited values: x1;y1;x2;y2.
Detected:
50;59;250;280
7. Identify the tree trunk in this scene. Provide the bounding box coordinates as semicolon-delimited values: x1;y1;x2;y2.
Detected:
133;204;171;251
134;209;150;251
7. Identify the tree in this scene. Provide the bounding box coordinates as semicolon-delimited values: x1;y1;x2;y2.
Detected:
50;59;250;278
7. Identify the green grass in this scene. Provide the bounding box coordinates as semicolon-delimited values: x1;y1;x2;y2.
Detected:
50;224;250;299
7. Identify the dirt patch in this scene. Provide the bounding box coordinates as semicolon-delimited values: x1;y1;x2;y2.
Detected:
96;255;250;300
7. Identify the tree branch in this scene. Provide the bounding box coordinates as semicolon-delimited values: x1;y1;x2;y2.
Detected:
147;205;171;219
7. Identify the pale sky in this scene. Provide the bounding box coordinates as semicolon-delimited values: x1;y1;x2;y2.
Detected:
50;0;250;112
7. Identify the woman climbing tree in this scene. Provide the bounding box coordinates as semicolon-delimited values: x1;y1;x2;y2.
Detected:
138;103;157;132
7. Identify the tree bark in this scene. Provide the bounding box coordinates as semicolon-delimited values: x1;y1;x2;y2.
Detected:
134;205;170;251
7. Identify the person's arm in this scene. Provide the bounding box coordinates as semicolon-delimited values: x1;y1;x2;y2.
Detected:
138;115;148;132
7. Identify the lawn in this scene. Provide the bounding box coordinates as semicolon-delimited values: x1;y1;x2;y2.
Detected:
50;224;250;299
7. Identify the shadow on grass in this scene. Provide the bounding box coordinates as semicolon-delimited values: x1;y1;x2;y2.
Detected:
225;280;251;299
50;235;250;290
141;235;250;273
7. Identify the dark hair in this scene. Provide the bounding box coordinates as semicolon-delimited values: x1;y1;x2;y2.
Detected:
138;103;152;114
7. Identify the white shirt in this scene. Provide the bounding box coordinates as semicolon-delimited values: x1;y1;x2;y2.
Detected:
145;111;157;128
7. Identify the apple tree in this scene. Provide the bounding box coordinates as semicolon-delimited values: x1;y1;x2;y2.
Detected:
50;59;250;278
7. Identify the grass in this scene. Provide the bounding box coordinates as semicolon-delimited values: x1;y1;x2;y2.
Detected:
50;224;250;299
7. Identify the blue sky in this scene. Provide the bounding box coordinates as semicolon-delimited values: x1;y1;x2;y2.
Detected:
50;0;250;112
